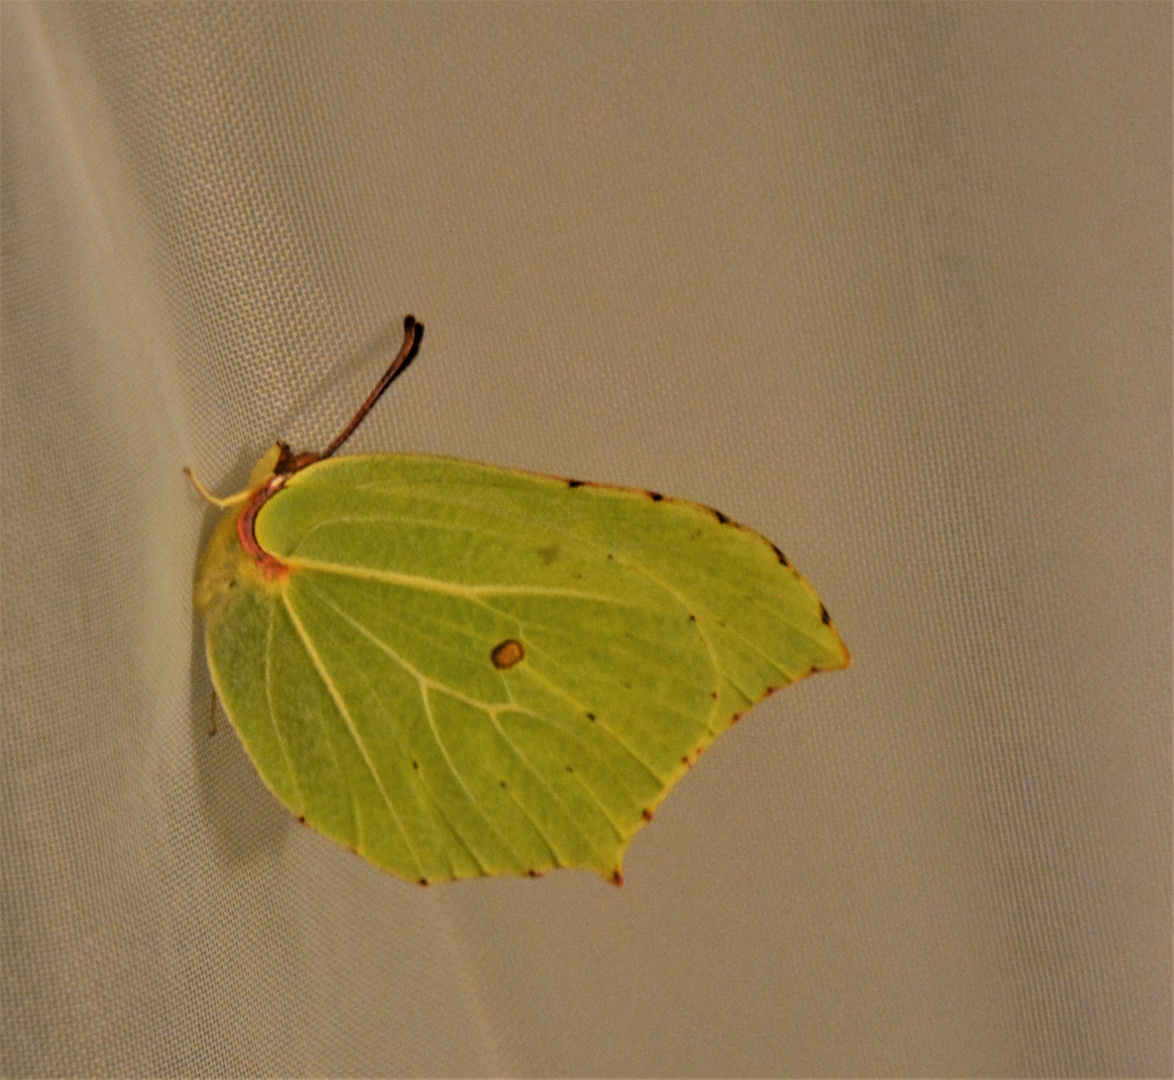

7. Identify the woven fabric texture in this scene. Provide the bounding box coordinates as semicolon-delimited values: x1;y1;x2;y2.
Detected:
2;4;1170;1075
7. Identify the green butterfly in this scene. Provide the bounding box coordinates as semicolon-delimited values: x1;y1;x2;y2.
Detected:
190;318;849;886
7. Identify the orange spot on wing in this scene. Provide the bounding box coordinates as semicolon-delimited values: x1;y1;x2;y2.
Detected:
491;639;525;669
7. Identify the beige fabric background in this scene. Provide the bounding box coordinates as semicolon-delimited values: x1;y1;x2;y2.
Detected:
2;3;1169;1075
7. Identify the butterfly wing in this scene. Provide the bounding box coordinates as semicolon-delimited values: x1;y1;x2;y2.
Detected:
199;453;848;884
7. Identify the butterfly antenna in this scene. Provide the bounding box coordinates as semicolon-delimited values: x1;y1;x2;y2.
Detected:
319;315;424;461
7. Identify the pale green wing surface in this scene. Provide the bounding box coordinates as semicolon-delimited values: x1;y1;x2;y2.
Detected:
201;453;848;884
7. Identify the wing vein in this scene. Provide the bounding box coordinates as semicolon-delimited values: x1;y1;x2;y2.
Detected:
513;658;667;787
283;555;637;607
497;688;628;844
301;581;525;874
264;598;306;814
281;592;426;880
482;704;609;867
491;702;635;836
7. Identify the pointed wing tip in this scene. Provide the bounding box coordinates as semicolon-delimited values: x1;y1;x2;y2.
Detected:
827;625;852;670
815;599;851;670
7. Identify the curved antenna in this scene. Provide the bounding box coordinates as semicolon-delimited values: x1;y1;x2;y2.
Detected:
318;315;424;462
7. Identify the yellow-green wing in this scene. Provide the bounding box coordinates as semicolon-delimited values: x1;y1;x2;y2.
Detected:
196;453;848;884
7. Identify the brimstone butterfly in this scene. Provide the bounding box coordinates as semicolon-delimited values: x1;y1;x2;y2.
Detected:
189;317;849;885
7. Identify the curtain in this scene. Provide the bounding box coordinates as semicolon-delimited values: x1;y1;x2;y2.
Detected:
2;4;1169;1074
